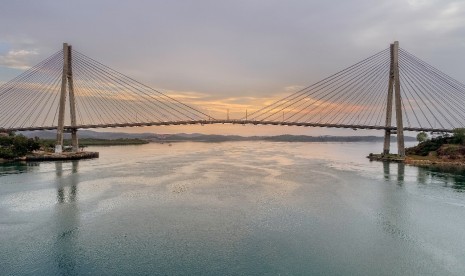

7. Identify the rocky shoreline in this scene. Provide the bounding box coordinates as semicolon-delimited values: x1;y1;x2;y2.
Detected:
404;157;465;167
367;153;405;162
367;153;465;167
0;151;99;163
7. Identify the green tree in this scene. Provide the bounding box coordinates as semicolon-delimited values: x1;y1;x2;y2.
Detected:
0;134;40;159
416;132;428;143
453;128;465;145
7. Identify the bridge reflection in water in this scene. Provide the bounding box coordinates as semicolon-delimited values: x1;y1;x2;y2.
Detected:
382;160;465;191
54;161;80;276
383;161;405;184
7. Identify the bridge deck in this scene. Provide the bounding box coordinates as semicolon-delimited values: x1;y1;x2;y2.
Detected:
1;120;453;133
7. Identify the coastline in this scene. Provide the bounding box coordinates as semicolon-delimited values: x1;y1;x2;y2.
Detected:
405;156;465;168
368;153;465;168
0;151;99;163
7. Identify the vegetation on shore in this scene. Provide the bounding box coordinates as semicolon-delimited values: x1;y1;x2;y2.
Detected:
0;132;148;160
368;129;465;166
406;129;465;161
0;133;41;159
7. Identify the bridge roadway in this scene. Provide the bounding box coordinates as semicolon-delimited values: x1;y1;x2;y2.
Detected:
1;120;453;133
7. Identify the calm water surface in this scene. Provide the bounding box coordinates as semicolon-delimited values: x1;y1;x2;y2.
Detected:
1;142;465;275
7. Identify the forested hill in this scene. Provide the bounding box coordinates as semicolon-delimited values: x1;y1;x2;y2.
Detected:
20;130;416;143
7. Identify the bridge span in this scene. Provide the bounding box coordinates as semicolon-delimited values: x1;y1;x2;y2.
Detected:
1;41;465;156
3;120;454;134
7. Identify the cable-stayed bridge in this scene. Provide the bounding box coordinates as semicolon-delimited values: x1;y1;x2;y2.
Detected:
1;42;464;156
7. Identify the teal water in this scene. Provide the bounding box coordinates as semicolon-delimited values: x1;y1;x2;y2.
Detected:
1;142;465;275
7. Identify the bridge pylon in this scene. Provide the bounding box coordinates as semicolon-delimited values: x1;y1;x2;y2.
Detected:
383;41;405;157
55;43;79;153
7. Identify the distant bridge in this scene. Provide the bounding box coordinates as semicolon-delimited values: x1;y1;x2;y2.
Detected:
1;41;464;156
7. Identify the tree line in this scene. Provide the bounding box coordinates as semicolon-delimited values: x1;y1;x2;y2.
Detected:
0;133;41;159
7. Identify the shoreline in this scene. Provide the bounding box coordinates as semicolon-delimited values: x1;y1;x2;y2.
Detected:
405;156;465;168
0;151;99;163
368;153;465;168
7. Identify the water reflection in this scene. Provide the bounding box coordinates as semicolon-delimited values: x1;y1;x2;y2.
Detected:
54;161;80;276
383;161;390;181
56;161;79;203
379;164;410;242
417;166;465;192
417;166;428;185
397;162;405;184
382;161;465;192
0;161;39;176
382;162;405;185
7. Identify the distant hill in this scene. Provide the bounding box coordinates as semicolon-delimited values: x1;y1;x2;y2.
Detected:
19;130;158;140
19;130;416;143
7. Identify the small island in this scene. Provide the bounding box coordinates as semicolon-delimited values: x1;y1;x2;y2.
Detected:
0;132;102;162
0;132;152;162
1;132;151;163
369;128;465;167
0;132;149;162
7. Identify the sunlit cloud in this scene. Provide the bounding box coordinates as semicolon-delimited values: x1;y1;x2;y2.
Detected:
0;49;38;70
158;87;386;122
284;85;305;92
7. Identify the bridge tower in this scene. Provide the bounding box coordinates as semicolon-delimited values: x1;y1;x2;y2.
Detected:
55;43;79;153
383;41;405;156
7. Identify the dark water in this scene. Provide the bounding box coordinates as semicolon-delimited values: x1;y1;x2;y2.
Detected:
1;142;465;275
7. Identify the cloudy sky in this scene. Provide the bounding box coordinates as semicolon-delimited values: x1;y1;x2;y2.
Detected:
1;0;464;135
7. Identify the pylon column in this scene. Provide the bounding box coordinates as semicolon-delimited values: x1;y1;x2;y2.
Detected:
393;41;405;157
55;43;69;153
67;45;79;152
382;41;405;157
383;43;395;155
55;43;79;153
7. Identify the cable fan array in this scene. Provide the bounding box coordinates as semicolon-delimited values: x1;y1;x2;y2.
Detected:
1;45;464;132
0;50;64;129
244;48;392;127
398;48;465;130
245;48;465;131
71;50;211;127
0;48;212;130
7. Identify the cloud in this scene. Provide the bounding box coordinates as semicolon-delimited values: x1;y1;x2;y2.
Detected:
0;49;38;70
424;1;465;33
407;0;434;8
0;0;464;135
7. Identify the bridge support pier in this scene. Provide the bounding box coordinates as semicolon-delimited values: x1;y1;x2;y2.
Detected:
55;43;79;153
383;41;405;157
383;129;391;155
71;129;79;152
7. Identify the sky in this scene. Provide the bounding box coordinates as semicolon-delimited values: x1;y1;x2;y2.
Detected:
1;0;464;136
